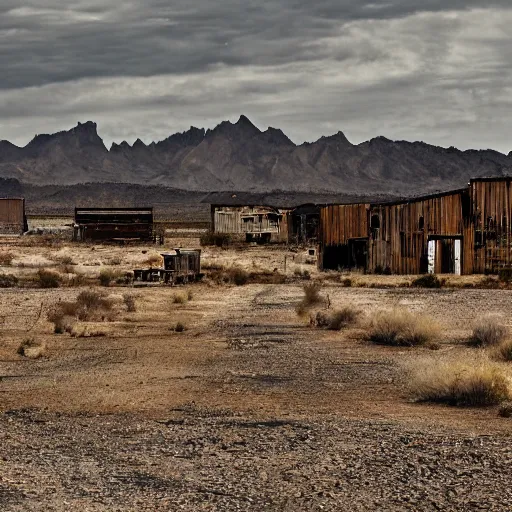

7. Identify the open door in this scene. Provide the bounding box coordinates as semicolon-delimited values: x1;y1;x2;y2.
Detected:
427;236;462;275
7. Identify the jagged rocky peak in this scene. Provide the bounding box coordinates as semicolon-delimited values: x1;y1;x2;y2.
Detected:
206;115;261;139
259;127;295;146
156;126;206;149
317;130;352;146
110;141;131;152
132;138;147;149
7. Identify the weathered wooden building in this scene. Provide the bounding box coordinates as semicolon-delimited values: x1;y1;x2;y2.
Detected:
211;204;289;243
289;204;320;245
470;177;512;273
0;198;28;235
319;188;475;275
73;207;154;242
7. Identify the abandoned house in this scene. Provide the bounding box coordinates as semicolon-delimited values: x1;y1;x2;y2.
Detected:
0;198;28;235
318;177;512;275
211;204;289;243
289;204;320;245
73;207;154;242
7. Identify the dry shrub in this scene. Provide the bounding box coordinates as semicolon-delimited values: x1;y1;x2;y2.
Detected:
492;339;512;362
145;253;162;267
99;268;126;286
312;307;360;330
174;321;186;332
368;308;440;347
470;316;508;347
229;267;249;286
411;274;444;288
295;282;324;316
328;307;361;330
123;294;137;312
37;269;62;288
498;402;512;418
477;276;500;289
0;273;18;288
406;355;511;406
47;290;114;333
0;252;14;266
302;282;322;306
17;338;46;359
172;292;188;304
342;278;352;287
55;255;75;265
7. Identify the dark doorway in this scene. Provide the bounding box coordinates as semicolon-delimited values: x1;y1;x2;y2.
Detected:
322;238;368;271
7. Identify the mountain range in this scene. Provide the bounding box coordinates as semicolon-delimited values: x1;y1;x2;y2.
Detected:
1;116;512;195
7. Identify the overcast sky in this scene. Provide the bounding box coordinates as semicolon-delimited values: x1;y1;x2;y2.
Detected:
1;1;512;153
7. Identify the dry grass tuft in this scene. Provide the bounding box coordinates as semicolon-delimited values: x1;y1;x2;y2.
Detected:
17;338;46;359
492;339;512;361
0;273;19;288
36;269;62;288
311;307;361;330
296;282;324;316
99;268;126;287
368;308;440;347
123;294;137;312
406;354;511;406
470;316;508;347
172;292;188;304
144;253;163;267
411;274;444;288
174;321;186;332
498;401;512;418
327;307;361;330
0;252;14;266
47;290;114;333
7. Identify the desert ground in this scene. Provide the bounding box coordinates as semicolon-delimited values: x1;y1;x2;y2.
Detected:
1;232;512;511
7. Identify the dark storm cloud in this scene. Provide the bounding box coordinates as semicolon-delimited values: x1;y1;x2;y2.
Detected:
1;1;512;153
1;0;511;89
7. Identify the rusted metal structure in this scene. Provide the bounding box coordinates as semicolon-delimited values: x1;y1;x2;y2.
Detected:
211;204;289;243
289;204;320;245
0;198;28;235
73;207;154;242
133;249;202;284
319;188;474;275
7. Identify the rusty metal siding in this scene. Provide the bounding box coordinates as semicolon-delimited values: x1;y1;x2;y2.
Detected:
0;198;26;234
471;179;512;273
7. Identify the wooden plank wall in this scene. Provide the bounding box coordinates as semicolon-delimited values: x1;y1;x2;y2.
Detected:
319;204;370;246
213;206;282;241
0;198;25;234
471;180;512;273
369;192;466;274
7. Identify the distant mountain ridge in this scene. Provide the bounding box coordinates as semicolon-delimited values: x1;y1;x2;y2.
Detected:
1;116;512;195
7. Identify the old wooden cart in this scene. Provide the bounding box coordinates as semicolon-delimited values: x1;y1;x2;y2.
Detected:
133;249;203;284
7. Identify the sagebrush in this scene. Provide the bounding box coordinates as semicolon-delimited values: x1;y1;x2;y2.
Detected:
368;308;440;346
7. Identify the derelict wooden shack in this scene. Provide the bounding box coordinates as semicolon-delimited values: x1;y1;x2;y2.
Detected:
211;204;289;243
0;198;28;235
73;207;154;242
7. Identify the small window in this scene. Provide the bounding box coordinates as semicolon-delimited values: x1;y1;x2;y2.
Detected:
419;216;424;230
370;214;380;229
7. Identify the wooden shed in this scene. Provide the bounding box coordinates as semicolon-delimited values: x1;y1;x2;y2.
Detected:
0;198;28;235
318;189;474;275
211;204;288;243
73;207;154;242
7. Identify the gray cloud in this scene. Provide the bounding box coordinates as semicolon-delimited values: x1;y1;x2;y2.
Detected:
1;1;512;153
